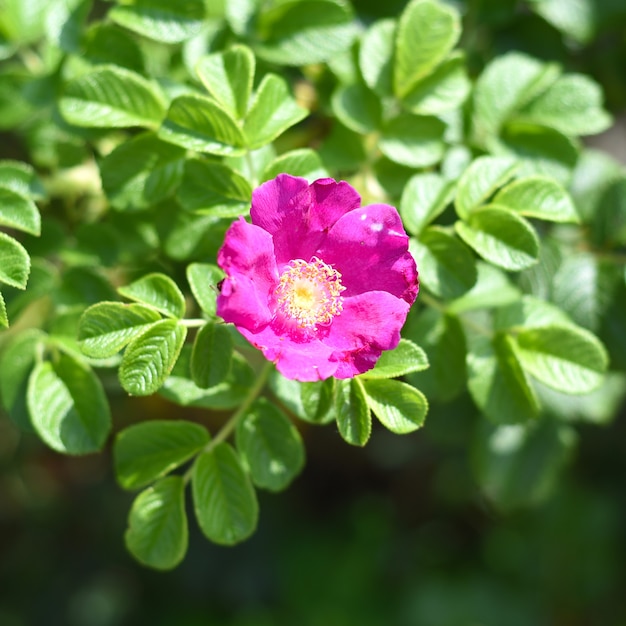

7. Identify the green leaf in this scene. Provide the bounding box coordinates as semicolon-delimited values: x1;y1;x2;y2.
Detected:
118;273;186;319
5;259;58;321
0;329;45;429
466;332;540;424
448;262;521;313
59;65;166;129
363;378;427;434
78;302;162;358
186;262;222;317
115;420;209;490
159;94;246;156
359;18;395;97
161;348;254;410
530;0;595;43
405;309;466;402
56;266;117;307
224;0;256;35
399;172;455;236
472;419;577;511
379;113;446;168
236;398;305;492
82;22;145;73
402;52;470;115
119;320;187;396
455;206;539;271
190;323;233;389
262;149;328;182
99;132;186;211
125;476;188;570
0;232;30;289
499;121;579;185
551;254;614;332
455;156;518;219
331;82;381;134
45;0;91;54
255;0;358;66
521;74;612;136
0;0;48;43
335;378;371;446
495;295;573;332
512;325;608;394
362;338;429;380
0;290;6;328
109;0;206;44
493;175;579;223
177;158;252;216
27;351;111;454
591;177;626;248
471;52;560;147
394;0;461;98
0;159;45;200
299;378;336;424
192;443;258;545
196;45;255;120
0;188;40;235
243;74;308;149
410;227;477;299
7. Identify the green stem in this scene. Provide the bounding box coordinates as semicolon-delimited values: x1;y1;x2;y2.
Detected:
183;360;273;483
179;318;208;328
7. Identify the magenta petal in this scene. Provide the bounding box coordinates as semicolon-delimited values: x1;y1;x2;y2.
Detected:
308;178;361;231
326;291;410;377
252;175;363;265
317;204;418;303
250;173;309;235
216;218;278;331
238;324;338;382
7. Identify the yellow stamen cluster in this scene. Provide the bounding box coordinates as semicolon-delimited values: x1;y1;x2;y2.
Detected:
275;257;345;328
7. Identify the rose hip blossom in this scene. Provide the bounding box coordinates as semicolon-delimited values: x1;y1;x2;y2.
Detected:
216;174;419;381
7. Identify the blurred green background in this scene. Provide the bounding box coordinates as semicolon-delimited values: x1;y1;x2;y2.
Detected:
2;0;626;624
2;394;626;626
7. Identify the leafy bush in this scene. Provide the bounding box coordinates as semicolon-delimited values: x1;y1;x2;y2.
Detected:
1;0;625;576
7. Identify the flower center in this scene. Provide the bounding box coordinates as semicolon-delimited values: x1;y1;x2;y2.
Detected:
275;257;345;328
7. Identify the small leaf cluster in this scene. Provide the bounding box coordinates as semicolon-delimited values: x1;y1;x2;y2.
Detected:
1;0;625;569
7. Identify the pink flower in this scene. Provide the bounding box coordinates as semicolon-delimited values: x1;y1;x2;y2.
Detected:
216;174;419;381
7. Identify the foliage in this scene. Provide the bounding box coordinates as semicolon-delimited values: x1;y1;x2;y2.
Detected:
0;0;625;574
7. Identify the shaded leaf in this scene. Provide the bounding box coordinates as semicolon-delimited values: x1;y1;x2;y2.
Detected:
27;351;111;454
236;398;305;491
125;476;188;570
190;322;233;389
115;420;209;490
192;443;258;545
410;227;477;299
